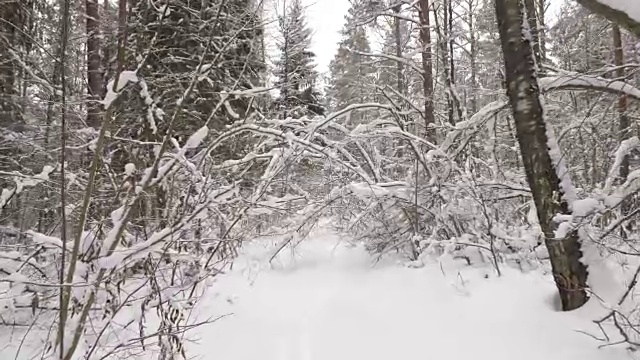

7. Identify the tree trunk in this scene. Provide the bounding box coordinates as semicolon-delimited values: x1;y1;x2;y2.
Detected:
448;0;455;110
433;1;461;126
612;23;634;235
467;0;478;114
0;1;23;128
612;24;629;182
0;0;23;209
524;0;542;66
281;0;289;119
102;0;112;95
494;0;589;311
392;4;405;96
537;0;546;61
441;0;454;126
86;0;103;128
418;0;435;141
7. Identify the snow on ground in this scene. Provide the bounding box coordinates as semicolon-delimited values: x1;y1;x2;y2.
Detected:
186;226;632;360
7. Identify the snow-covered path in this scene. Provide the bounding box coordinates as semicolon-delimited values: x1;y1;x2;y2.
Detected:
189;228;629;360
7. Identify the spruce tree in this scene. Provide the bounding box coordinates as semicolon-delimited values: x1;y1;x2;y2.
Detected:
94;0;266;227
128;0;264;137
273;0;324;118
327;0;376;121
374;14;413;100
0;1;24;129
101;0;266;170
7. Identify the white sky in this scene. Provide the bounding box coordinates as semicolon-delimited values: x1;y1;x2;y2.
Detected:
305;0;352;74
269;0;565;77
301;0;564;74
264;0;350;76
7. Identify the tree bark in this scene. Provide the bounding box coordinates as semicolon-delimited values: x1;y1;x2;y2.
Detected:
611;23;634;235
280;0;289;119
392;4;405;96
444;0;454;125
0;1;23;127
537;0;546;61
612;24;629;182
0;0;24;197
102;0;112;95
467;0;478;114
448;0;455;102
86;0;103;128
495;0;589;311
433;1;461;126
418;0;435;141
524;0;542;66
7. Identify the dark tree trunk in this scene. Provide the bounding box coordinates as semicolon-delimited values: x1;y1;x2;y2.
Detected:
448;0;455;112
537;0;546;61
612;24;634;235
441;0;454;126
494;0;589;311
0;1;23;128
418;0;435;141
392;5;405;96
467;0;478;114
86;0;103;128
433;1;461;126
0;0;24;210
524;0;542;66
612;24;629;182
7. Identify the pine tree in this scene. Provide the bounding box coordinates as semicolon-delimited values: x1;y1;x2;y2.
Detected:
0;0;30;224
129;0;264;136
474;0;504;101
101;0;265;170
327;0;376;122
273;0;324;118
88;0;266;227
0;0;24;129
373;11;414;100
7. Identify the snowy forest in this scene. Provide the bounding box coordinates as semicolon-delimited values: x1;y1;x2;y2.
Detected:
1;0;640;358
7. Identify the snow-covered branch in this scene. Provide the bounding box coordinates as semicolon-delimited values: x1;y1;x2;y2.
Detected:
574;0;640;36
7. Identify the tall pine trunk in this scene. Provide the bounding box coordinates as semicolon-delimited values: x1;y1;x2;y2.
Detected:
612;24;630;182
524;0;542;66
537;0;546;61
612;24;634;235
466;0;478;114
392;5;405;96
86;0;103;128
494;0;589;311
0;1;24;224
0;1;22;128
418;0;435;141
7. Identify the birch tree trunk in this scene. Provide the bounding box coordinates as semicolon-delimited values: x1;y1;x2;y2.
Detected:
494;0;589;311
